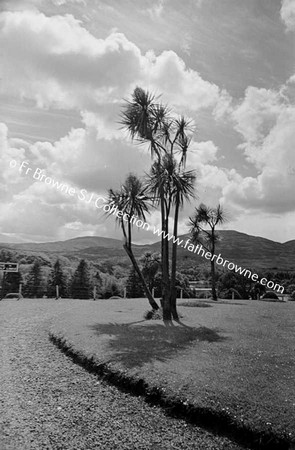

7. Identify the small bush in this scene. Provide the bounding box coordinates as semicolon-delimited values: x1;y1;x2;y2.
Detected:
290;290;295;301
100;274;123;299
144;309;163;320
262;291;279;300
143;308;184;320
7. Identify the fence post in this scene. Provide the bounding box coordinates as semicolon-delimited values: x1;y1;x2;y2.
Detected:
1;272;6;298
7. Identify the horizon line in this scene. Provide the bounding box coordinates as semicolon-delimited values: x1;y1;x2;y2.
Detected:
0;229;292;246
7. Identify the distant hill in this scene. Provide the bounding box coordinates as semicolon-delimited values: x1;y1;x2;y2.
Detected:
1;236;125;253
1;230;295;271
147;230;295;271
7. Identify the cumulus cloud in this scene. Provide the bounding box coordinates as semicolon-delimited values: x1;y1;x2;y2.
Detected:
232;87;283;146
0;118;155;241
280;0;295;31
0;123;27;191
143;50;221;110
189;140;218;165
0;116;234;241
223;85;295;213
0;8;236;241
182;139;237;213
0;11;142;109
8;8;295;240
0;10;228;116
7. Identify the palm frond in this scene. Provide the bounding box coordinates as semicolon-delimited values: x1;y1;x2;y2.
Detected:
106;173;152;226
120;87;155;140
189;203;227;247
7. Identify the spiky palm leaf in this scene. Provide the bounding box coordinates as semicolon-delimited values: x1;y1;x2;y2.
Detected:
189;203;227;247
107;173;151;226
147;154;196;208
173;116;194;166
120;87;169;159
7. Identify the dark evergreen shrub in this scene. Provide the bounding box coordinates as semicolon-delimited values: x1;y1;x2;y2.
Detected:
262;291;279;299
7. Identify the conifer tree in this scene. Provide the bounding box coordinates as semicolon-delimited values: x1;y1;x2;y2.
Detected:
47;259;68;298
126;267;144;298
24;260;43;298
70;259;91;299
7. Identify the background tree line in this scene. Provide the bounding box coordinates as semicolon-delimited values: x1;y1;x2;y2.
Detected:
2;248;295;300
0;249;196;300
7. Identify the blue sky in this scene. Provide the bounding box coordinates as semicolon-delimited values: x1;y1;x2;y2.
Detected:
0;0;295;243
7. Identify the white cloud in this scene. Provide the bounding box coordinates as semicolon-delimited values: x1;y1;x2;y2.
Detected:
0;10;227;116
0;7;230;241
223;210;295;243
213;89;234;120
143;50;221;111
6;8;295;241
0;119;154;241
224;86;295;213
0;123;27;190
280;0;295;31
0;11;142;109
232;87;283;145
1;116;235;242
189;140;219;165
80;109;122;141
184;140;236;209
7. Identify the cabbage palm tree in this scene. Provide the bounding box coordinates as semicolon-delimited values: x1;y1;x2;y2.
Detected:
107;173;159;310
147;154;195;319
147;156;173;319
121;87;195;321
189;204;227;301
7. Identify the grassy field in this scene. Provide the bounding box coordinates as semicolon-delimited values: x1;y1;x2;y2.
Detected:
48;297;295;447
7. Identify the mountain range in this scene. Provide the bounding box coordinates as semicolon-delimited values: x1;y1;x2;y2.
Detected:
1;230;295;272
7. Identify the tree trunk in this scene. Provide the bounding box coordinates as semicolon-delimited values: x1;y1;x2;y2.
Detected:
123;244;159;310
160;194;171;321
170;192;180;320
211;236;218;301
211;259;218;300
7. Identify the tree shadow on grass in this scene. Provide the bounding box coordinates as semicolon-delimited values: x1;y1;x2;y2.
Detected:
89;323;227;368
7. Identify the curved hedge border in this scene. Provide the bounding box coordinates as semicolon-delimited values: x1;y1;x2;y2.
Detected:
49;332;293;450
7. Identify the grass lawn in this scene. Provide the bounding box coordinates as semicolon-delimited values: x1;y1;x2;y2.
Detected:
49;298;295;447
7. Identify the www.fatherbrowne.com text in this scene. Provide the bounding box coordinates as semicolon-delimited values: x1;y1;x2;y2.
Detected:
92;197;285;295
12;159;284;294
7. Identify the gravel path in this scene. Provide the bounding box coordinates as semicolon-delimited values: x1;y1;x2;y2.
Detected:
0;299;245;450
